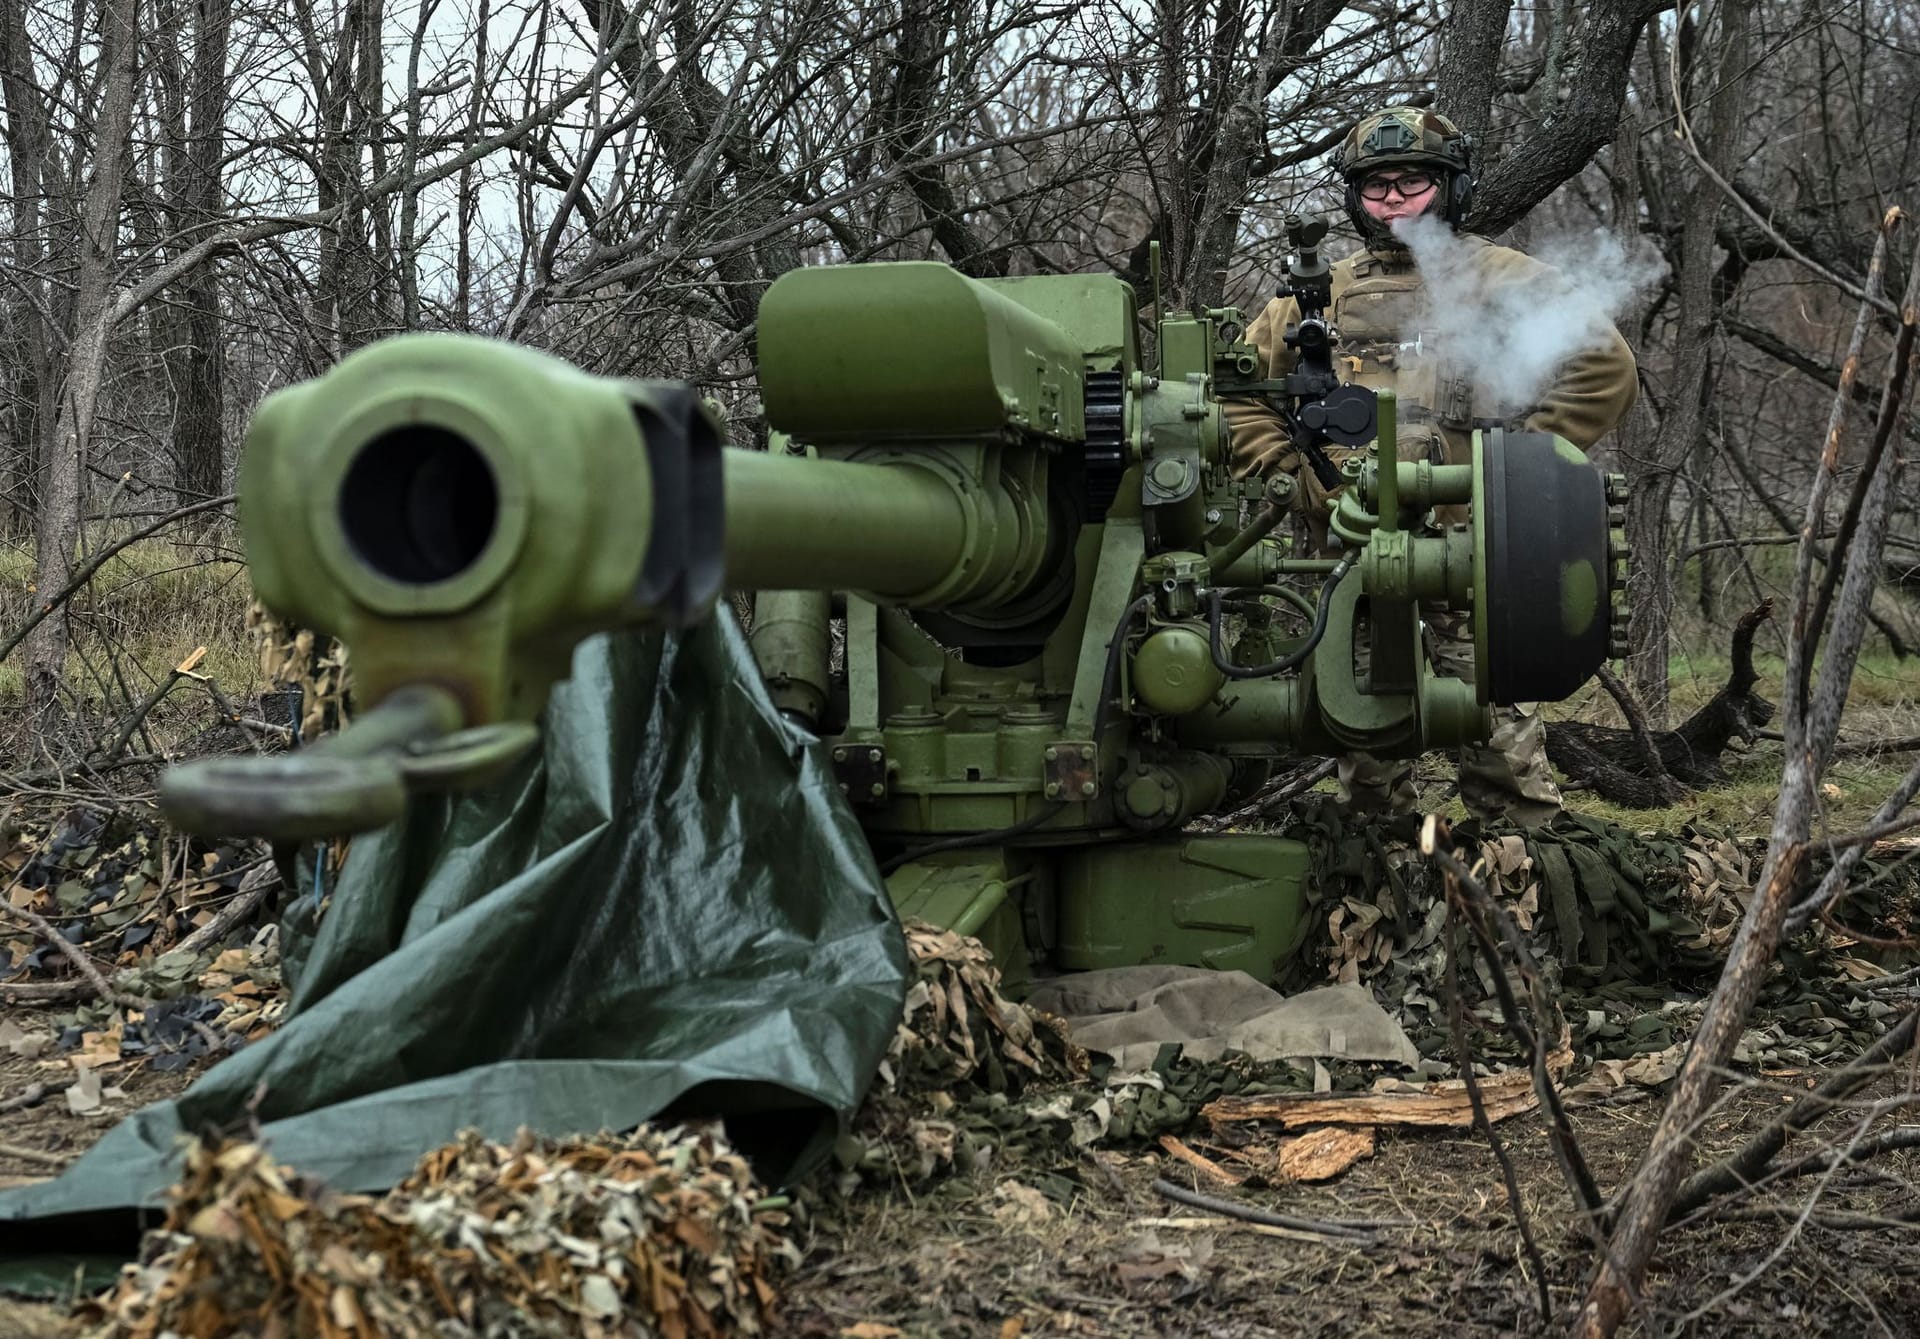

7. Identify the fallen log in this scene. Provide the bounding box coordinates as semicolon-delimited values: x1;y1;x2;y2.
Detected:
1201;1044;1575;1130
1548;599;1776;806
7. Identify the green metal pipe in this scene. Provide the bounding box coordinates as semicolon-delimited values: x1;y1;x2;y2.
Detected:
723;450;970;598
749;589;832;725
1375;389;1400;532
1207;502;1285;578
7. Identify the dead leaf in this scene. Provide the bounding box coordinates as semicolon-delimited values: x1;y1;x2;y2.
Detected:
75;1027;122;1068
839;1325;904;1339
992;1179;1053;1228
1114;1231;1205;1287
1835;958;1888;981
0;1019;52;1060
66;1066;103;1116
1491;835;1531;877
328;1285;364;1330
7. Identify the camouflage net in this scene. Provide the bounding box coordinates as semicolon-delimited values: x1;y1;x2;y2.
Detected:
86;1125;798;1339
1283;798;1917;1075
831;817;1920;1197
248;600;350;742
828;924;1355;1195
1;804;279;1072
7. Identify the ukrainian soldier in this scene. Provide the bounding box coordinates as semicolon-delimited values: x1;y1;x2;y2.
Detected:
1224;106;1639;826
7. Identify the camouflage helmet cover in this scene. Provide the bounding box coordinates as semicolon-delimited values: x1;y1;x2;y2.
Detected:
1335;106;1474;178
1335;105;1476;235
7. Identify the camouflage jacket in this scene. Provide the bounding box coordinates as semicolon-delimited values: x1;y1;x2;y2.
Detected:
1224;236;1639;515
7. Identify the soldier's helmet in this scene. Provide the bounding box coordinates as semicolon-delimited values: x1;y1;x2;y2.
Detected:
1334;106;1477;237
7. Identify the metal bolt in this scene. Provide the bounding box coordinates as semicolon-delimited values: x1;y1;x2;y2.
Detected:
832;747;847;762
1080;780;1098;797
869;782;886;798
1045;781;1062;797
868;748;882;763
838;783;850;794
1044;746;1058;761
1205;508;1223;525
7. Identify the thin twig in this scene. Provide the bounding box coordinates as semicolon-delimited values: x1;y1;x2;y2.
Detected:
1758;731;1920;759
1149;1177;1386;1242
0;1080;74;1114
1667;1004;1920;1221
1440;886;1553;1321
0;1141;72;1169
1767;1125;1920;1185
1192;759;1338;832
1594;666;1684;803
1666;59;1896;319
172;863;280;957
1422;818;1604;1218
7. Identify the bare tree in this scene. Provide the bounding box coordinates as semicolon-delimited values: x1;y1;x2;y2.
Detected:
22;0;142;708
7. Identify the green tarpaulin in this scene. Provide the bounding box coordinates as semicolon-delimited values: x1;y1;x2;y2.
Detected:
0;619;910;1257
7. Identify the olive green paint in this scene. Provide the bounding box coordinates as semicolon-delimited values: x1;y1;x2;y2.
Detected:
1561;558;1599;638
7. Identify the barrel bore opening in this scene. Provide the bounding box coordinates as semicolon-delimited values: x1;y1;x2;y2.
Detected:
339;426;498;585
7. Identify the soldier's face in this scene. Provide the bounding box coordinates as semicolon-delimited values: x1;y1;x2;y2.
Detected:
1358;170;1439;225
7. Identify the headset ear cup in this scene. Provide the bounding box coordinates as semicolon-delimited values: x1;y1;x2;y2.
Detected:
1451;171;1475;222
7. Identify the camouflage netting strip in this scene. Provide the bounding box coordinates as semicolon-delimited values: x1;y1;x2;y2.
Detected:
87;1125;798;1338
249;600;351;742
1282;798;1916;1070
831;924;1353;1195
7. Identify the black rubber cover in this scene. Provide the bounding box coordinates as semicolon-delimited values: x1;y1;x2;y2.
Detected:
1479;428;1610;703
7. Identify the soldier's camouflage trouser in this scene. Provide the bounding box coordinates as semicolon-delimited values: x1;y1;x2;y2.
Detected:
1338;606;1564;827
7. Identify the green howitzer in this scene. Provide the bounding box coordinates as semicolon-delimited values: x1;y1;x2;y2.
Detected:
161;256;1629;987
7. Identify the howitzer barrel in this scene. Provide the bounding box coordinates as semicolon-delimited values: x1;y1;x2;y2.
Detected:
724;448;1050;608
725;452;967;596
229;328;1061;729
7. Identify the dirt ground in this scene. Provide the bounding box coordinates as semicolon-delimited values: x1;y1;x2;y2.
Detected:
0;1035;206;1191
8;1007;1913;1339
782;1088;1920;1338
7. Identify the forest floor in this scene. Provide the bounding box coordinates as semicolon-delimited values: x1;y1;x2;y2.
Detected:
3;1012;1919;1338
783;1086;1920;1338
2;618;1919;1337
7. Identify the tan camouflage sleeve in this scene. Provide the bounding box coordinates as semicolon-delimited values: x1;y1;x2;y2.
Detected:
1522;325;1639;449
1222;293;1302;480
1476;246;1640;449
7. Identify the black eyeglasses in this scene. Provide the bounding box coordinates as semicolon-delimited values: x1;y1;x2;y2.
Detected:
1356;171;1436;201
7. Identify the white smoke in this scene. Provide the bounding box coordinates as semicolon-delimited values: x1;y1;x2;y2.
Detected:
1389;214;1666;414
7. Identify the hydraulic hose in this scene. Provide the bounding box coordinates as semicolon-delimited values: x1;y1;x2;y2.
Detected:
1205;557;1353;681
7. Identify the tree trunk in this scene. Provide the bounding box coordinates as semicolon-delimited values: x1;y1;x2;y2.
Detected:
1624;1;1751;726
1434;0;1514;146
24;0;142;708
0;0;55;537
167;0;231;503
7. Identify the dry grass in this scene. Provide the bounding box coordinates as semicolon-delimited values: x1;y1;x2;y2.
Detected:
0;530;256;748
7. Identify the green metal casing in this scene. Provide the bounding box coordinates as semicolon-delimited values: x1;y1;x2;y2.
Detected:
758;263;1085;444
1055;836;1313;979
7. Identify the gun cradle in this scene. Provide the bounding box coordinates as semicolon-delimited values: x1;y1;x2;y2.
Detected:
163;261;1627;984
